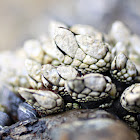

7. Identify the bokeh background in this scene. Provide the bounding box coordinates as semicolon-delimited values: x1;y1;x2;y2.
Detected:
0;0;140;50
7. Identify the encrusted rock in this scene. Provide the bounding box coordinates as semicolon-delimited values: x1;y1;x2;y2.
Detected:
1;20;140;139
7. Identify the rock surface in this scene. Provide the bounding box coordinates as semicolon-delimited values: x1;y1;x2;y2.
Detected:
0;109;136;140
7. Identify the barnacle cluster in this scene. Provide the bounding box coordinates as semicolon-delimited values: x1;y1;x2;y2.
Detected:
2;20;140;137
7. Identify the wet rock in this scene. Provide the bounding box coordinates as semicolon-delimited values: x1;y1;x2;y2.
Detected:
51;118;136;140
0;109;117;139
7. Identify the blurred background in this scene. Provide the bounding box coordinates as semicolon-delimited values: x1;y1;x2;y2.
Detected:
0;0;140;50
